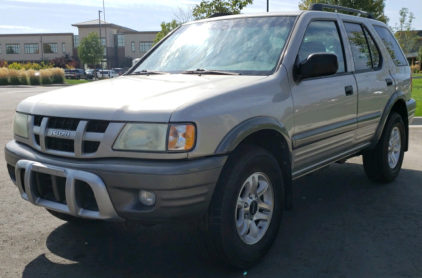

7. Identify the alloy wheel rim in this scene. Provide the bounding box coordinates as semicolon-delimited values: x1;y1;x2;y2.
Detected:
235;172;274;245
388;127;401;169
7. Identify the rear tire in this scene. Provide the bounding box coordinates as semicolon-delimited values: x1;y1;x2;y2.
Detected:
197;145;284;269
363;112;405;183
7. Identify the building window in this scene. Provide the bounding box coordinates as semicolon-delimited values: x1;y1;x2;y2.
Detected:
140;42;153;53
6;44;20;54
43;43;58;53
131;42;135;52
62;43;66;53
101;38;106;55
117;34;124;47
24;43;39;54
0;44;2;54
74;35;79;47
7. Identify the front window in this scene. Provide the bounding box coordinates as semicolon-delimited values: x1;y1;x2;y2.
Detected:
135;16;296;76
6;44;20;54
43;43;58;53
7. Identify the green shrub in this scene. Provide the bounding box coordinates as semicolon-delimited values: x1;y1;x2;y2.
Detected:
0;67;9;85
9;69;20;85
51;68;64;84
8;62;23;70
27;69;40;85
40;69;52;84
19;70;28;85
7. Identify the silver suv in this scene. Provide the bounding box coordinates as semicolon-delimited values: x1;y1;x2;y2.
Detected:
4;4;417;269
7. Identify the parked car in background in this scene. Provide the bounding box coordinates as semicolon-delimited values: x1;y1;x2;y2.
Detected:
132;58;141;67
112;68;126;76
65;69;86;80
97;69;119;79
85;69;98;80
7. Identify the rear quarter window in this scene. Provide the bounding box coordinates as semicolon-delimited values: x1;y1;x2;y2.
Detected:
373;26;408;67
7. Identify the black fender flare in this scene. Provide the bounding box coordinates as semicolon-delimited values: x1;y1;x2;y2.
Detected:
214;116;292;163
371;91;408;150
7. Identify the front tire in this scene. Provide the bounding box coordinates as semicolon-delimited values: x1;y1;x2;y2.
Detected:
363;112;405;183
197;145;284;269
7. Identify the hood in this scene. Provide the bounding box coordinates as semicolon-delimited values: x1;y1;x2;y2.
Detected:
17;74;267;122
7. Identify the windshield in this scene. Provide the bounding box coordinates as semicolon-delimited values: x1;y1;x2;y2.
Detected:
135;16;296;76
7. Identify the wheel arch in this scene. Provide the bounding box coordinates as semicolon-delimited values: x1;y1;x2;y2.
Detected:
215;117;294;210
372;91;409;151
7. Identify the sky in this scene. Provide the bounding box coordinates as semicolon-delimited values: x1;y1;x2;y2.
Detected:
1;0;421;35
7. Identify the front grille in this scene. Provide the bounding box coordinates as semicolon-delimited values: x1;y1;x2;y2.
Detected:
48;117;80;131
86;120;109;133
30;116;110;157
46;137;75;153
83;141;100;154
34;116;43;126
34;135;40;145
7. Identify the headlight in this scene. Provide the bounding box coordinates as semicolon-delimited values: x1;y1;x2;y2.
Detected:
13;112;28;138
113;123;196;152
113;124;168;151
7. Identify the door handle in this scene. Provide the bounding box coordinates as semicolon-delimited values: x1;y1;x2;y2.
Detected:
386;78;393;86
345;85;353;96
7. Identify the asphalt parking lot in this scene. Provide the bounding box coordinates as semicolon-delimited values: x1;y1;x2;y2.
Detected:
1;86;422;277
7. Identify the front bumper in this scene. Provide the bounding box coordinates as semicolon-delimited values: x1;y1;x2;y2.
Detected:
5;141;227;223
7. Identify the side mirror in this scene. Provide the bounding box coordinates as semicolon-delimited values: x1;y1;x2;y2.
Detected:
294;53;338;82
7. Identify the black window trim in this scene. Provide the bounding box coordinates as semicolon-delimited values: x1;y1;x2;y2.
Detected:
295;18;349;82
372;24;409;67
342;21;383;74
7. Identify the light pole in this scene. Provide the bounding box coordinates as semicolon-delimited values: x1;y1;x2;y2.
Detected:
103;0;108;69
98;10;103;78
267;0;269;12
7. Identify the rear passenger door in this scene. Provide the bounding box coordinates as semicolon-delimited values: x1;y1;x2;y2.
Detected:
340;17;396;144
288;16;358;174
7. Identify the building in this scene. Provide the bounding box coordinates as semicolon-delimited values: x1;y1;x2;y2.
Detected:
0;33;74;63
72;19;158;68
0;19;158;68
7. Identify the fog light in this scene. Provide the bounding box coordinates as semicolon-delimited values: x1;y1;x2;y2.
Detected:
139;190;155;206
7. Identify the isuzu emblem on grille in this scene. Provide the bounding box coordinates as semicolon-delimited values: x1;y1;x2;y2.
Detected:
51;130;70;138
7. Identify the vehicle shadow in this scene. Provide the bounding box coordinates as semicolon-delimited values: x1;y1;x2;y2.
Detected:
22;161;422;278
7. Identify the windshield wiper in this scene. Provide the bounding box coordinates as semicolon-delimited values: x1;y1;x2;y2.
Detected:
182;68;241;75
132;70;169;75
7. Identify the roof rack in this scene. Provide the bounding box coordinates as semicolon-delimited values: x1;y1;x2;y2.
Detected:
208;13;232;18
309;3;375;19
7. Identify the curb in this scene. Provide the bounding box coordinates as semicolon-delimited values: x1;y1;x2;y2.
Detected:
1;84;71;88
411;117;422;126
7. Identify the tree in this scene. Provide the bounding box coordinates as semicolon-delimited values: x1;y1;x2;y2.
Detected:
153;20;180;46
173;5;195;24
77;32;104;69
298;0;389;23
393;8;418;55
192;0;253;20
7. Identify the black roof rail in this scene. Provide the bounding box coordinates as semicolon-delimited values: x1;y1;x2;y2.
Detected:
309;3;375;19
208;13;232;18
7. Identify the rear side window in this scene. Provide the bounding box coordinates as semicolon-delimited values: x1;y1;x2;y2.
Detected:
298;21;346;73
344;23;374;71
364;28;381;68
373;26;408;66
